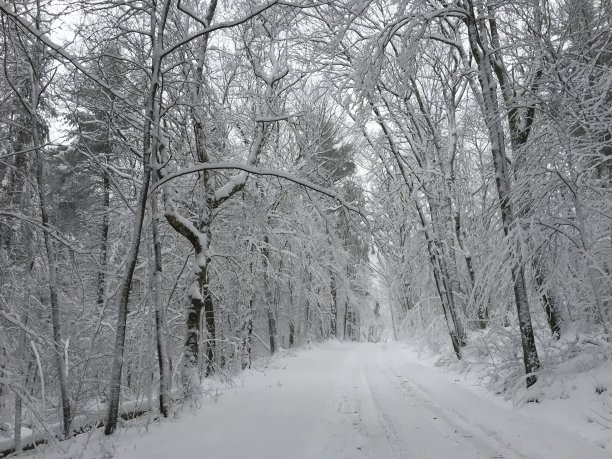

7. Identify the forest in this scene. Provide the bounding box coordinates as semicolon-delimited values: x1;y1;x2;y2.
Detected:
0;0;610;454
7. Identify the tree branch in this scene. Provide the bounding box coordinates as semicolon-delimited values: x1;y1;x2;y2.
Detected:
160;1;279;58
150;162;367;219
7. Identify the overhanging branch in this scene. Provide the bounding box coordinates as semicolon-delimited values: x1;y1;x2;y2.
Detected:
150;162;368;219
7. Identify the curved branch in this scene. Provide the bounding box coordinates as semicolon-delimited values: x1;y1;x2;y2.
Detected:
150;162;368;219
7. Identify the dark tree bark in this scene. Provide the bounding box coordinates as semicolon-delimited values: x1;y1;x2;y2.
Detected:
487;7;563;339
330;273;338;338
242;297;254;369
150;171;170;417
96;168;110;309
105;0;171;435
262;235;278;354
462;0;540;386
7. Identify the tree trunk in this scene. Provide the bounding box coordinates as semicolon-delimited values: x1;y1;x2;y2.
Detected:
150;185;170;416
267;307;278;354
262;235;278;354
202;276;216;377
13;392;22;452
533;259;562;338
103;103;152;435
463;0;540;386
104;0;169;428
181;253;208;395
454;213;485;328
304;272;312;343
31;78;72;439
330;273;338;338
487;1;563;338
242;298;253;369
97;167;110;309
13;254;33;452
289;322;295;348
430;196;467;346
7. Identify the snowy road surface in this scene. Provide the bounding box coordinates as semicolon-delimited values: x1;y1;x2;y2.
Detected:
108;342;608;459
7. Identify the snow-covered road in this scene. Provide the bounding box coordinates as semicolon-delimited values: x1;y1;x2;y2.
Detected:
107;342;608;459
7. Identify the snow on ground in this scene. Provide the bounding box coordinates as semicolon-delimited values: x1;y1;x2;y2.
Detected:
18;341;612;459
423;325;612;454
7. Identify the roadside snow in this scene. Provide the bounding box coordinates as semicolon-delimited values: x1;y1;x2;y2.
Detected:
18;341;612;459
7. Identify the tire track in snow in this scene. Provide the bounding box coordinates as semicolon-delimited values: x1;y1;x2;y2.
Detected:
359;348;511;458
89;342;610;459
350;360;401;458
386;363;528;459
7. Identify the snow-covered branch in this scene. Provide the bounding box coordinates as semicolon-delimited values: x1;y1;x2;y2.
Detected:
161;1;280;58
150;162;367;218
